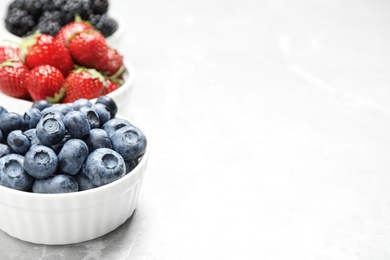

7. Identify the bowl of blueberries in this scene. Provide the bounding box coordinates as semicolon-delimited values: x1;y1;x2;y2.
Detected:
2;0;124;49
0;96;149;245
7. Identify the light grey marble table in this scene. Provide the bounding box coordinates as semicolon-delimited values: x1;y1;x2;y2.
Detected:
0;0;390;259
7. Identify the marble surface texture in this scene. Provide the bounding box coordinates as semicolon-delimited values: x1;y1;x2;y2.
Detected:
0;0;390;259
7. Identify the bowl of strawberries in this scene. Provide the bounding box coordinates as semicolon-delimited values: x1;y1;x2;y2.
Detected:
0;19;134;115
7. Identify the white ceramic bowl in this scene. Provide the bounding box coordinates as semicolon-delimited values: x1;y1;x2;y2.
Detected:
0;59;135;115
0;143;148;245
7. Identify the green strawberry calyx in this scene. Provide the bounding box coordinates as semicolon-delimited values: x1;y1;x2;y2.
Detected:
46;87;66;104
19;31;41;62
74;66;108;87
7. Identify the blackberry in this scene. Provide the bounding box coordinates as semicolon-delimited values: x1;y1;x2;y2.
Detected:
61;0;93;22
8;0;43;17
38;0;62;12
89;13;117;37
90;0;109;14
5;8;36;37
30;19;62;36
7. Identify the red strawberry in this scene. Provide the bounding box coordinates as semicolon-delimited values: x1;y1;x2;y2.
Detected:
0;60;30;99
56;20;93;48
0;46;20;63
105;48;124;76
62;67;106;103
21;32;74;76
104;78;120;94
68;30;108;72
26;65;65;102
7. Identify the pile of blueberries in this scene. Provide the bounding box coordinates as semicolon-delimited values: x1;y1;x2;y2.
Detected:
0;96;147;194
5;0;118;37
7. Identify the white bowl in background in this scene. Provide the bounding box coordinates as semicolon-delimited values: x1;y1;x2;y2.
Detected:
0;59;135;115
0;139;149;245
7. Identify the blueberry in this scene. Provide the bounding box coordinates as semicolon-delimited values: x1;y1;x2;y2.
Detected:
24;108;42;129
0;154;34;191
51;135;71;154
32;174;79;194
83;128;112;152
41;111;64;121
63;111;90;139
96;95;117;118
76;168;97;191
54;104;73;115
0;106;8;117
24;145;58;179
58;139;89;176
72;98;93;111
84;148;125;186
79;106;100;129
0;129;2;142
7;130;31;155
41;104;72;116
125;160;137;174
23;128;40;146
0;112;26;140
110;125;147;161
102;118;133;138
36;116;66;146
0;144;12;158
32;100;52;111
93;103;110;126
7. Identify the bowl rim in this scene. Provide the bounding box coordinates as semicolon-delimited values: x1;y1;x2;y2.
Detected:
0;147;148;200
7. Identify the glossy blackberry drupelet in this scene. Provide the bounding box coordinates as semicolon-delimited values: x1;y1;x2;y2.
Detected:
88;13;117;37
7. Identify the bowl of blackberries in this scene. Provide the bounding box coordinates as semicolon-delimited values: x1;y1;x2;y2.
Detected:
0;96;149;245
0;16;134;115
3;0;124;48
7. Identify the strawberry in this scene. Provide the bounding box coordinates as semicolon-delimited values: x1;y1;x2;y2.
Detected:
0;46;20;63
0;60;30;99
68;30;109;72
104;78;120;94
21;32;74;76
62;67;106;103
26;65;65;102
105;48;124;76
55;19;93;48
